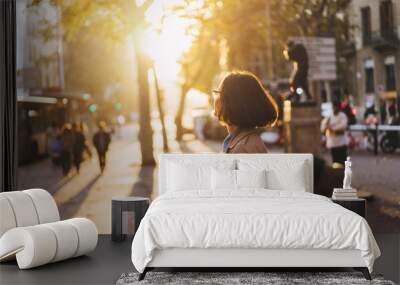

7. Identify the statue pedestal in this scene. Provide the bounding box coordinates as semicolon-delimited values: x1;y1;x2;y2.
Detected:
283;100;321;155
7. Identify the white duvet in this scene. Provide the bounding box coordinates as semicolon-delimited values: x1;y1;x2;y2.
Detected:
131;190;380;272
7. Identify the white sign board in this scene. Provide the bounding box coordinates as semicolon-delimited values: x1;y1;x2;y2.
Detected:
289;37;337;81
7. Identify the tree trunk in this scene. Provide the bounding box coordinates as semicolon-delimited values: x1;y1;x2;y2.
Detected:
151;66;169;152
134;44;155;166
175;85;189;141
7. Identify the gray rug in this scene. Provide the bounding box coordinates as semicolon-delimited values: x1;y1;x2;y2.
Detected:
116;272;396;285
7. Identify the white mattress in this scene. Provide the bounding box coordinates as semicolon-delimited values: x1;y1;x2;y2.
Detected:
131;190;380;273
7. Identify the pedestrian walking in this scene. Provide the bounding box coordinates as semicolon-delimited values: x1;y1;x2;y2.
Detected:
321;101;348;165
47;125;62;166
364;101;377;122
80;122;92;158
72;123;86;174
93;121;111;173
60;123;74;176
387;99;398;124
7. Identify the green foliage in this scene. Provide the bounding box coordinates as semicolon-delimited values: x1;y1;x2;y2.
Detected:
270;0;352;63
174;0;269;70
270;0;352;78
28;0;154;107
176;0;351;81
178;27;220;94
30;0;153;43
28;0;156;164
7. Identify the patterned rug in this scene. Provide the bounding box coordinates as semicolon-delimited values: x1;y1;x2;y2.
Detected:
116;271;396;285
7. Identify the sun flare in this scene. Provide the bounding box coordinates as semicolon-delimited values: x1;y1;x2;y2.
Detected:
141;1;194;84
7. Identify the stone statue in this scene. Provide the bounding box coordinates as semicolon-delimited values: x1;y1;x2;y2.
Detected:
343;157;352;189
283;41;311;102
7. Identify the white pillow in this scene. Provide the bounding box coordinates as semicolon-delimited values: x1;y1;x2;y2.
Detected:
236;169;267;189
266;166;306;191
238;159;307;191
167;159;236;191
211;168;236;190
168;162;210;191
211;169;267;190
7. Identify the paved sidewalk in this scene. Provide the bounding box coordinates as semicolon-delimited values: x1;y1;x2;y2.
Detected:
17;128;219;234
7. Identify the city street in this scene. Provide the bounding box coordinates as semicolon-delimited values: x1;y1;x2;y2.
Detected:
10;0;400;237
17;124;219;234
3;2;400;284
17;124;399;234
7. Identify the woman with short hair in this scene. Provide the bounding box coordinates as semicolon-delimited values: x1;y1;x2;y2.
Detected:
213;71;278;153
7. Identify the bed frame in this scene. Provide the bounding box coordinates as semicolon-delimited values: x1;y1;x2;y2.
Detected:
138;154;372;281
139;248;371;280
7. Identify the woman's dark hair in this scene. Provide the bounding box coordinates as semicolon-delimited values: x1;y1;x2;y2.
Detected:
215;71;278;129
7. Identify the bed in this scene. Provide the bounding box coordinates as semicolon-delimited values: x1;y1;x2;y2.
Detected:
131;153;380;281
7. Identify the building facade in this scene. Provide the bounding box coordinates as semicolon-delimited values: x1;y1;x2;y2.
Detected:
15;0;91;164
344;0;400;119
16;0;64;94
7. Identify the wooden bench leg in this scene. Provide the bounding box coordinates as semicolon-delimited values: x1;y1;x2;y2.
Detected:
354;267;371;280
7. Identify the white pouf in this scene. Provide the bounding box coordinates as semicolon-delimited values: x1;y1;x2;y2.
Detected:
0;196;17;237
0;189;98;269
0;218;98;269
1;191;40;227
24;188;60;223
64;218;98;257
42;220;79;262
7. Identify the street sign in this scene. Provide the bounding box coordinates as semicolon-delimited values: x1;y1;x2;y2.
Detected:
289;37;337;81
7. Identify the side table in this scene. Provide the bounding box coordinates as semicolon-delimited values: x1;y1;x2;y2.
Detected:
331;198;366;218
111;197;150;242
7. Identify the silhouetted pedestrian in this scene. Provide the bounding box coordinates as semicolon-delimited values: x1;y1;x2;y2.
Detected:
321;101;348;165
93;121;111;174
48;125;62;166
387;99;398;124
60;123;74;176
72;123;86;174
80;122;92;158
